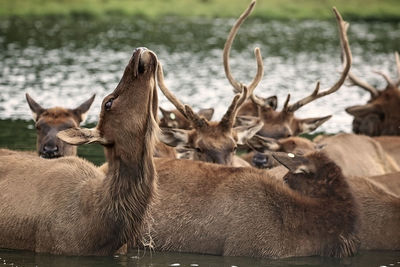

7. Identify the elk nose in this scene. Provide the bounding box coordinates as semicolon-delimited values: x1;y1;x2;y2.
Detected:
41;145;59;158
252;153;268;169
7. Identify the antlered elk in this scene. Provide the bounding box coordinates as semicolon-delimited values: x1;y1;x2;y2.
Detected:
225;3;352;139
26;93;95;158
345;52;400;136
156;1;264;167
150;149;360;258
0;48;159;256
159;107;214;129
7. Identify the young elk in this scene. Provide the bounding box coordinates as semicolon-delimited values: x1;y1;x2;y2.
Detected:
26;93;95;158
156;1;264;167
345;52;400;136
159;107;214;129
150;149;360;258
0;47;159;256
225;4;352;139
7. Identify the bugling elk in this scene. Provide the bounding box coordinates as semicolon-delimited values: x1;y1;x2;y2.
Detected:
0;47;160;256
157;0;264;167
345;52;400;136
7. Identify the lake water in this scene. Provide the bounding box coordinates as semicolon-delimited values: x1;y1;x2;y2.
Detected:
0;15;399;266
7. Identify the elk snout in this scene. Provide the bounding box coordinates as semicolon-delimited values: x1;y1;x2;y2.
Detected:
252;152;268;168
40;143;59;158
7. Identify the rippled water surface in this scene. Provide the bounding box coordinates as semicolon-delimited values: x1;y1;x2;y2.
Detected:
0;16;400;267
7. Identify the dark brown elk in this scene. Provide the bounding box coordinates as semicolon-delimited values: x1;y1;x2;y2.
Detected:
156;1;264;167
225;4;352;139
149;149;360;258
159;107;214;129
0;47;159;256
345;52;400;136
26;93;95;158
281;160;400;250
246;133;399;176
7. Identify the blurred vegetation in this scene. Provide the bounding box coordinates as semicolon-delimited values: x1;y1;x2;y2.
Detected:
0;0;400;20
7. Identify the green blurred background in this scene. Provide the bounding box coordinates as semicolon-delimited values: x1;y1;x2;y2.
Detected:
1;0;400;20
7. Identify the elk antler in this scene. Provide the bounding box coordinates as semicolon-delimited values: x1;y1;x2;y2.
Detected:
157;62;208;129
284;7;352;113
394;51;400;87
220;86;249;129
223;0;264;99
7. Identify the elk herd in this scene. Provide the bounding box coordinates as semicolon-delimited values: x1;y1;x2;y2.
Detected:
0;0;399;260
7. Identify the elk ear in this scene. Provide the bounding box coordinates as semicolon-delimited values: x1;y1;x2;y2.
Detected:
26;93;45;121
345;104;381;117
57;127;108;145
71;94;96;123
272;152;311;174
246;135;281;153
234;120;264;145
197;108;214;121
298;115;332;134
264;95;278;110
158;128;190;148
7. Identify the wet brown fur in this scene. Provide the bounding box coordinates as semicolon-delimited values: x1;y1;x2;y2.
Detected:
0;48;159;256
147;151;360;259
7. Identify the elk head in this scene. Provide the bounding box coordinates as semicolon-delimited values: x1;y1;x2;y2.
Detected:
227;7;351;139
26;93;95;158
58;48;159;164
345;52;400;136
157;61;263;165
159;107;214;129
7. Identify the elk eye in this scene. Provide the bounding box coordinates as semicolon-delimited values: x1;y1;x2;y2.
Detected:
195;147;202;153
105;98;114;111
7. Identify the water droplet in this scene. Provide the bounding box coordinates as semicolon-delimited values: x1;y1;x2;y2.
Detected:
170;264;180;267
190;264;199;267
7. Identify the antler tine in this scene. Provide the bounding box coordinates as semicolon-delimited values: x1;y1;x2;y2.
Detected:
372;70;395;87
395;51;400;86
286;7;352;113
283;94;291;111
347;72;379;98
220;86;249;129
223;0;260;94
157;62;207;128
156;62;189;119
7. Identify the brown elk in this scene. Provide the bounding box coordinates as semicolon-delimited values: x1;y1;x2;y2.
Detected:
246;133;399;177
281;160;400;250
224;4;352;139
150;149;360;258
0;47;159;256
159;107;214;129
26;93;95;158
345;52;400;136
156;1;264;167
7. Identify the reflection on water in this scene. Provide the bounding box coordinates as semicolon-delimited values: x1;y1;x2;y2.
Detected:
0;16;400;267
0;248;399;267
1;17;400;134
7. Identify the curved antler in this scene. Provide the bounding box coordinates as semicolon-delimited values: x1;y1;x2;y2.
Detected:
223;0;263;97
220;86;249;130
285;7;352;113
157;62;208;129
395;51;400;87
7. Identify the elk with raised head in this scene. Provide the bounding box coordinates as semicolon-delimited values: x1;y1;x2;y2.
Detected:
159;107;214;129
0;47;159;256
26;93;95;158
224;2;351;139
156;1;264;167
345;52;400;136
